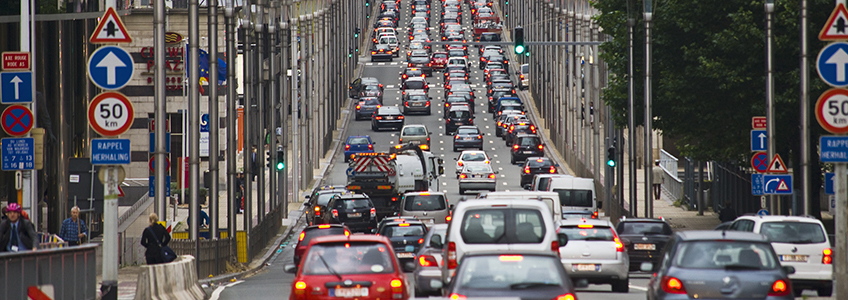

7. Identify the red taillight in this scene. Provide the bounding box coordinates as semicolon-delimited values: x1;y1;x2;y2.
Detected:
593;210;599;219
488;173;496;179
398;116;404;120
823;248;833;264
418;254;438;267
371;51;376;55
769;279;791;296
375;116;383;120
356;105;361;110
426;101;430;106
477;135;483;139
513;144;519;150
345;145;350;150
661;276;686;294
538;144;544;150
368;144;373;150
509;125;515;131
447;241;457;269
298;231;305;241
614;237;625;252
418;238;424;244
295;281;307;290
457;161;463;167
314;206;321;216
445;215;451;222
459;174;467;179
448;293;466;300
404;101;409;106
553;294;576;300
520;74;525;79
550;166;556;173
370;208;376;217
524;167;530;174
332;209;339;218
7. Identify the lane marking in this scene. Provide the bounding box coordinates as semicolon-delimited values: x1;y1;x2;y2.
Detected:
629;285;649;291
209;280;243;300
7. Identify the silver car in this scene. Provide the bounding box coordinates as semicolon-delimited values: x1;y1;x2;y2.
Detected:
412;224;447;297
399;191;450;226
457;163;497;195
558;218;630;293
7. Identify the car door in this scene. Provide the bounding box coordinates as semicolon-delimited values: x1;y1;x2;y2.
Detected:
349;78;362;98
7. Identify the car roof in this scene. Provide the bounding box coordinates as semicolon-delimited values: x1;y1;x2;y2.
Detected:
406;77;426;82
735;215;824;224
456;125;479;130
381;219;427;227
559;217;614;227
404;191;446;196
675;230;771;242
463;250;559;259
308;234;391;246
619;217;669;224
378;106;402;113
304;223;347;230
333;193;370;200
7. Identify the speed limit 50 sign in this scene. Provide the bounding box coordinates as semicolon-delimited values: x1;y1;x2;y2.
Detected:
88;92;134;136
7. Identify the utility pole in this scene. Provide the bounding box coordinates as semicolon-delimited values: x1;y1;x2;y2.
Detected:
226;0;238;241
188;0;201;270
799;0;811;216
154;0;167;225
242;0;253;250
643;0;654;218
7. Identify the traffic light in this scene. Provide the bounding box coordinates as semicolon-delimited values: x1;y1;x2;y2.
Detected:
349;47;353;58
354;27;360;38
607;146;616;167
276;150;285;170
513;26;525;54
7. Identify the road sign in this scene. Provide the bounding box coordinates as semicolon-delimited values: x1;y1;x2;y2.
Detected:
752;174;765;195
1;137;34;171
752;116;766;129
346;168;356;176
763;174;793;195
149;175;171;197
1;105;33;136
90;139;131;165
817;42;848;87
0;71;33;104
750;130;767;151
201;113;210;132
148;132;171;153
815;89;848;134
826;172;835;195
2;52;30;70
87;46;134;90
90;7;133;44
767;154;788;173
820;136;848;162
88;92;134;136
820;3;848;40
757;209;769;216
148;156;171;172
97;165;126;184
751;152;769;173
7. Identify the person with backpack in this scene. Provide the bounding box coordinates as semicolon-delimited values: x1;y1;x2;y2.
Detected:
140;213;172;264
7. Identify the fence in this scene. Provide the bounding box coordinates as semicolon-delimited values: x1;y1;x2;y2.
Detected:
659;150;679;179
171;237;235;278
710;162;761;215
249;206;284;261
0;244;98;300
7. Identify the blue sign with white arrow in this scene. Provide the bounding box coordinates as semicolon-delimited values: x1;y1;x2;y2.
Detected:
0;71;33;104
817;42;848;87
87;46;134;90
751;130;767;152
763;174;793;195
825;172;835;195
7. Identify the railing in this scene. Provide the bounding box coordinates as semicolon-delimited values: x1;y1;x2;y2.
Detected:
0;244;98;300
118;194;151;228
249;206;283;261
660;164;684;203
710;162;760;214
171;237;235;278
659;149;679;179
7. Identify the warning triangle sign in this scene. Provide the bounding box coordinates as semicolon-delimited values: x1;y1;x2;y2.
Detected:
118;186;125;197
767;154;788;173
820;3;848;41
777;179;790;191
90;7;133;44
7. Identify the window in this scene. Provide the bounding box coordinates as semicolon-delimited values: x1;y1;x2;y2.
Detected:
519;137;541;146
348;137;370;145
302;242;395;274
405;81;425;89
760;222;826;244
673;241;778;270
527;159;553;168
381;224;427;237
403;127;427;136
730;220;755;232
462;153;487;161
315;192;340;206
460;209;545;244
301;227;347;245
449;110;470;118
619;222;672;235
553;189;593;208
558;226;615;241
404;195;447;211
457;128;479;135
338;198;372;210
456;255;563;289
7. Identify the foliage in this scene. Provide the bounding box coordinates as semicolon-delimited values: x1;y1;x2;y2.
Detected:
0;0;65;15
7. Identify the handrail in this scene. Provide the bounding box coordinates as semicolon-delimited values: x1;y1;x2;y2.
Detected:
118;194;152;231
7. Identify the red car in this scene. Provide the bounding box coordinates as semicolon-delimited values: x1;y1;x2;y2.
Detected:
293;224;350;265
286;235;413;300
431;52;449;69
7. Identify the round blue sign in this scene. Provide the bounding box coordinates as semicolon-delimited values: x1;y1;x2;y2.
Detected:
817;42;848;87
87;46;134;90
757;209;769;216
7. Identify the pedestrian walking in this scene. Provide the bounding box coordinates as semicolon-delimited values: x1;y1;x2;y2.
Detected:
235;172;245;214
0;203;38;252
59;206;88;246
652;160;664;200
719;201;738;223
140;213;171;264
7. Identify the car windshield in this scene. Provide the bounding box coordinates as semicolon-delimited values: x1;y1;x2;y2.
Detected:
457;128;479;135
315;192;341;206
552;189;593;208
760;222;826;244
559;225;615;241
527;159;553;167
410;57;429;63
348;137;370;145
381;224;427;237
521;65;529;73
302;242;395;275
404;195;448;211
405;81;425;89
619;222;672;235
360;98;380;106
449;110;471;118
464;165;491;173
434;53;448;59
449;51;466;57
364;85;380;91
339;199;372;210
405;69;423;76
518;137;541;146
408;95;428;101
403;126;427;136
462;153;487;161
455;255;564;289
673;241;779;270
301;227;347;245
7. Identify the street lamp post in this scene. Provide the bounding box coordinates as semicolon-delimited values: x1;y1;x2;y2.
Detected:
626;0;636;217
643;0;653;218
765;0;776;213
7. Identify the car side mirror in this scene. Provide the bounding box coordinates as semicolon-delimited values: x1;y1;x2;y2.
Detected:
557;233;569;247
430;235;443;248
782;266;796;275
403;262;417;272
449;204;455;211
523;184;531;190
284;264;298;273
438;166;445;175
640;262;653;272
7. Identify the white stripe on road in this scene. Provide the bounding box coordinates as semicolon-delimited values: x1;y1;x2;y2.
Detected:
629;285;648;291
209;280;243;300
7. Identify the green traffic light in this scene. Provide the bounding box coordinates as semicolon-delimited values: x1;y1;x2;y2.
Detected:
525;51;530;57
607;160;615;167
515;45;525;54
276;161;285;170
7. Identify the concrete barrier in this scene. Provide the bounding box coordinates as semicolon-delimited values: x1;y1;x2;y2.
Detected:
133;255;207;300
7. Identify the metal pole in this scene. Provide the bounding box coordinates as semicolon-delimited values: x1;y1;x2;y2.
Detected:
189;0;201;256
256;0;266;223
243;0;253;242
644;9;653;218
627;14;636;217
154;0;167;222
209;0;220;240
280;2;290;217
765;0;776;213
698;161;705;215
834;163;848;298
292;13;300;204
226;0;237;240
269;1;278;211
800;0;810;216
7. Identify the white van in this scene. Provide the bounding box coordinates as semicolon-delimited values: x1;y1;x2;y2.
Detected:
528;174;573;192
476;191;562;222
441;198;564;283
447;56;470;69
544;176;598;218
378;35;400;57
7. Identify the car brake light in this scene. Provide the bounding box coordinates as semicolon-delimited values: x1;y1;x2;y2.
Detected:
554;294;576;300
520;74;524;79
539;144;544;150
368;144;373;150
552;240;560;256
524;166;530;174
345;145;350;150
426;101;430;106
489;173;496;179
398;116;404;119
661;276;686;294
356;105;361;110
376;105;381;108
593;210;599;218
332;209;339;218
447;241;457;269
457;161;463;167
318;224;331;229
370;208;376;217
445;215;451;222
510;125;514;131
550;166;557;173
513;144;519;150
448;294;466;300
614;236;625;252
375;116;383;120
459;174;467;179
823;248;833;264
768;279;790;296
298;231;305;241
419;254;438;267
455;135;460;139
314;206;321;216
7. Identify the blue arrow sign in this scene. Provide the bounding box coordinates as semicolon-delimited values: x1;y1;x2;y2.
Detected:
346;168;356;177
1;137;33;170
91;139;131;165
825;172;835;195
752;174;764;195
763;174;793;195
88;46;134;90
149;175;172;197
757;209;769;216
817;42;848;87
0;71;33;104
820;136;848;162
751;130;767;152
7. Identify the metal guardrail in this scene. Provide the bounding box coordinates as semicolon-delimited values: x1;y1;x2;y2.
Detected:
118;194;152;228
661;164;684;203
0;244;98;300
659;149;679;179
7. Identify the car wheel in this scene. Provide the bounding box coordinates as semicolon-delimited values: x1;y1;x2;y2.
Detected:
453;147;458;152
510;156;515;164
459;188;465;195
818;286;833;297
611;279;629;293
372;124;378;131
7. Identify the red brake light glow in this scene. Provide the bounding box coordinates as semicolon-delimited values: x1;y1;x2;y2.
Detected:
489;173;496;179
449;293;466;300
498;255;524;262
555;294;576;300
298;231;305;241
577;224;593;228
661;276;686;294
769;279;790;296
823;248;833;264
447;242;457;269
318;224;331;229
524;167;530;174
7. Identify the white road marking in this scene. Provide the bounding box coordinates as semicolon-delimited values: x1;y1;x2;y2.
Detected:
502;182;508;185
485;126;490;129
629;285;649;291
209;280;243;300
493;155;498;157
440;148;444;151
442;182;447;185
440;141;444;144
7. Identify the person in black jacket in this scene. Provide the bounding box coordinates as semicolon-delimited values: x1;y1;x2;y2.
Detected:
140;213;171;264
0;203;37;252
718;201;738;223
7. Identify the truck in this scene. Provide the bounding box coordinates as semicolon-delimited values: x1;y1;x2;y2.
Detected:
472;15;503;38
347;143;444;218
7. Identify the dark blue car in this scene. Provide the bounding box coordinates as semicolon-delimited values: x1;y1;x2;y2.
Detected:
344;136;374;162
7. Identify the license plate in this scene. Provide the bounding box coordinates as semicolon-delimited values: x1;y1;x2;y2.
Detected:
387;116;394;120
347;212;361;218
574;264;599;271
464;137;475;140
397;252;414;258
635;243;656;250
780;255;809;262
455;123;463;125
413;102;423;106
524;151;535;154
331;287;369;298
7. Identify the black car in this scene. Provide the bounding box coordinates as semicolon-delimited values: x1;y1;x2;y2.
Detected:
371;44;394;62
453;126;484;151
505;123;537;146
495;113;526;137
510;134;544;164
488;90;517;111
487;81;514;96
304;185;348;226
407;55;433;76
445;106;474;134
401;77;429;96
376;219;428;264
355;97;381;121
616;217;673;271
371;106;405;131
320;192;378;233
400;67;425;83
348;77;381;98
520;157;558;187
402;90;432;115
443;96;471;117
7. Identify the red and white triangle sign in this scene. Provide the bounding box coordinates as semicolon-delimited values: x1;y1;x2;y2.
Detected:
90;7;133;44
767;154;788;173
776;179;790;191
820;3;848;41
118;186;125;197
